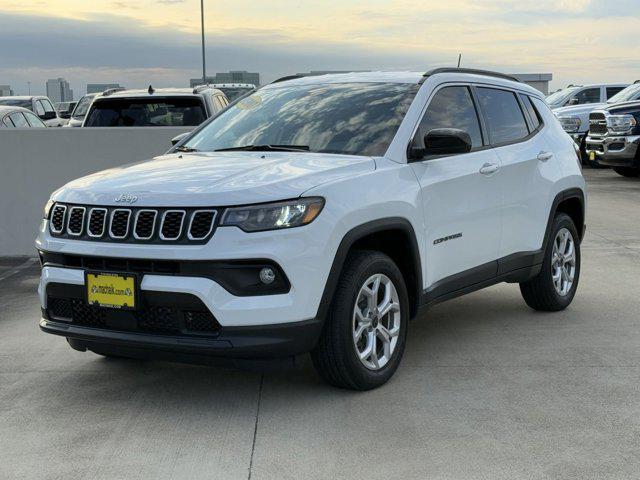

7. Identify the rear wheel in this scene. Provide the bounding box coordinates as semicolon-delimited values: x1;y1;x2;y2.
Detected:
520;213;580;311
311;250;409;390
613;167;640;177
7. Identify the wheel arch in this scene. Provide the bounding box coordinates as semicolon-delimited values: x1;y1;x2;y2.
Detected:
544;188;586;248
317;218;423;322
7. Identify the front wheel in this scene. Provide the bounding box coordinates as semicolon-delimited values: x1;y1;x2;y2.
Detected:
613;167;639;178
520;213;581;311
311;250;409;390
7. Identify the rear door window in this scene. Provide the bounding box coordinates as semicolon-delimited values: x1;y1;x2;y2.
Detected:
476;87;529;145
606;86;626;99
24;111;46;127
9;112;29;127
2;115;15;127
84;97;207;127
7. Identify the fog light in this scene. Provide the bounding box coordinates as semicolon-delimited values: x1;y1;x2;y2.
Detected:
259;267;276;285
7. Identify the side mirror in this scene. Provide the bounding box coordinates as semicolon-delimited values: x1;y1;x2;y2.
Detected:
41;111;57;120
568;97;579;106
409;128;472;160
171;132;190;146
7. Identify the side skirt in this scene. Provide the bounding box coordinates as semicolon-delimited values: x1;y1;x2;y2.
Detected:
418;250;543;311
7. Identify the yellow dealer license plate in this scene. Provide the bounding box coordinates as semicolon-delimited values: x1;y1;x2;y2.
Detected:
86;272;137;310
589;151;596;161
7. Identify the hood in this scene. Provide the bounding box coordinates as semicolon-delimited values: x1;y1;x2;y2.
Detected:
552;103;605;117
52;151;375;206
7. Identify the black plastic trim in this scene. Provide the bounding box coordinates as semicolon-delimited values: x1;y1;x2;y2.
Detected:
315;217;422;321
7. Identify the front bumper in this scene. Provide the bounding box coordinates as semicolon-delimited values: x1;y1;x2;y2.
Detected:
40;315;323;361
585;135;640;167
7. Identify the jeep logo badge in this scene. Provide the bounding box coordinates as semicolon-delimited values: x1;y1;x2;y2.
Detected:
114;193;138;204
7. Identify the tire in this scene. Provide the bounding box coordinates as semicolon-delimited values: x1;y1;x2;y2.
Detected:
613;167;639;178
520;213;580;311
311;250;409;390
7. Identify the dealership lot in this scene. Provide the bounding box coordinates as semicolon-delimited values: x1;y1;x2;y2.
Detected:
1;168;639;480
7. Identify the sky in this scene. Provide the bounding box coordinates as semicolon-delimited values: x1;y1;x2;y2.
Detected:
0;0;638;96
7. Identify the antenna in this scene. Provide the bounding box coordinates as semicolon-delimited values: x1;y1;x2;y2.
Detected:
457;54;462;68
148;85;155;95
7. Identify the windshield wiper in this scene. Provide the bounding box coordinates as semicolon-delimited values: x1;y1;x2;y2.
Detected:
213;144;310;152
174;146;199;152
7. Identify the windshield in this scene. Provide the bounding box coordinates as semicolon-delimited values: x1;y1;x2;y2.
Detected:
218;87;255;102
84;97;206;127
185;82;419;156
546;86;581;106
72;95;93;117
608;83;640;104
0;99;31;109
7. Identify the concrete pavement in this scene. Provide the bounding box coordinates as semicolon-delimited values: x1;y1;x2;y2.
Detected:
1;168;639;479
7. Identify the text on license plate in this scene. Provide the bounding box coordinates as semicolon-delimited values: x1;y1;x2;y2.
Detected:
86;272;136;309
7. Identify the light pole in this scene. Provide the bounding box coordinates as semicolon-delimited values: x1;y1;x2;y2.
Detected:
27;81;31;95
201;0;206;84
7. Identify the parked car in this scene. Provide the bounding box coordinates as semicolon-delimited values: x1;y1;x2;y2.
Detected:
64;93;97;127
554;81;640;165
585;100;640;177
546;83;627;110
82;86;229;127
0;106;47;128
56;101;78;120
37;69;586;390
0;96;66;127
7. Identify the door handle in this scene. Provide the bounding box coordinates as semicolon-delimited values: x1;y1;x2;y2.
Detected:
479;163;500;175
537;151;553;162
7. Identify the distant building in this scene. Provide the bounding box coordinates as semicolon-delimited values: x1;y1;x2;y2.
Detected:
0;84;13;96
511;73;553;95
87;83;123;94
190;71;260;88
46;78;73;103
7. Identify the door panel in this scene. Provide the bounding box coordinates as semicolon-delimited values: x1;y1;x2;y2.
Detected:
411;149;502;287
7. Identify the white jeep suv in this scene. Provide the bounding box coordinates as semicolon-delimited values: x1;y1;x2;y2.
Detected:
36;69;586;390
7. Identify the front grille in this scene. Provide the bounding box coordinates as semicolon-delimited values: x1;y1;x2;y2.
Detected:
46;286;221;337
589;112;608;136
67;207;86;236
49;203;218;244
50;205;67;233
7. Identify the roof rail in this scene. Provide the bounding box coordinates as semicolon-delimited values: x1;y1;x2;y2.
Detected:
101;87;125;96
422;68;520;83
270;74;307;84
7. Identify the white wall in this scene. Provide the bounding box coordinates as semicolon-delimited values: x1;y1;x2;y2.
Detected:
0;127;191;256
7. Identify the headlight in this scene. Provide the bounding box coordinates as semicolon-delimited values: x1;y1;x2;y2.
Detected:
608;115;636;134
558;116;582;133
221;197;325;232
43;199;55;219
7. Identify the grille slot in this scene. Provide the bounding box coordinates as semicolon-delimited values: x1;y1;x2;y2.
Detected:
110;209;131;239
589;112;608;136
66;207;86;236
50;205;67;234
188;210;217;240
88;208;107;237
134;210;157;240
160;210;186;240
